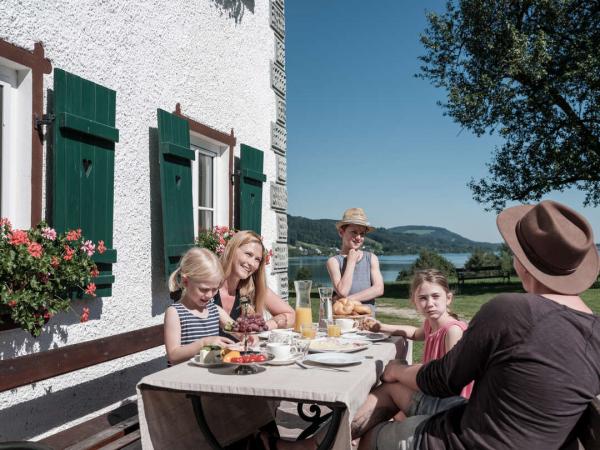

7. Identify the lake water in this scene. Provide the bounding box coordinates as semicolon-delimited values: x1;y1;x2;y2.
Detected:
288;253;471;285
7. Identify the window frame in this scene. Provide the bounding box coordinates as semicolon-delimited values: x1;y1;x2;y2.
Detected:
0;40;51;226
173;103;236;230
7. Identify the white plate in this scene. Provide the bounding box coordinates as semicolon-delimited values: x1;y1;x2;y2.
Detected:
304;352;363;367
265;352;304;366
188;358;226;368
308;338;371;353
343;332;388;342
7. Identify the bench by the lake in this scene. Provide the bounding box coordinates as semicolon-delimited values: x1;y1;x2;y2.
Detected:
455;265;510;288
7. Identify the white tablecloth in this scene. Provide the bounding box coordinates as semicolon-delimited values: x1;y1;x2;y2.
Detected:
137;337;410;449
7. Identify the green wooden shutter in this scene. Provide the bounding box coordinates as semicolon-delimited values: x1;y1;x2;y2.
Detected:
157;109;195;278
239;144;266;234
52;68;118;297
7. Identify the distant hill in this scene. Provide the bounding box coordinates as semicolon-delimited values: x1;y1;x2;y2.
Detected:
287;215;500;256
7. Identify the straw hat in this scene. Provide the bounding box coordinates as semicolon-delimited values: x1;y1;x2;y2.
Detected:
335;208;375;233
497;200;599;294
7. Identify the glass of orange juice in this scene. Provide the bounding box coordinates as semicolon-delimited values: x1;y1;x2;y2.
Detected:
301;322;318;339
326;320;342;337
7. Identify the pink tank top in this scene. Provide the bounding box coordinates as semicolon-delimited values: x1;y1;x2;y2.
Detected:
422;319;474;399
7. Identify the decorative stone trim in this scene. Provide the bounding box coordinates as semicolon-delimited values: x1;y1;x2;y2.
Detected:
274;36;285;69
277;272;289;300
276;212;287;242
270;62;286;98
271;121;287;155
270;182;287;211
271;242;288;272
276;96;286;126
276;155;286;184
269;1;285;39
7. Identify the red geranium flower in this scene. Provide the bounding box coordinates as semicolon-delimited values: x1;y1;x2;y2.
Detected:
97;240;107;254
9;230;30;246
51;256;60;268
80;307;90;322
66;229;82;241
28;242;43;258
63;245;75;261
84;283;96;297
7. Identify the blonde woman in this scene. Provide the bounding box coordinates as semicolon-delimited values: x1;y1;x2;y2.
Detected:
164;247;234;365
214;230;294;331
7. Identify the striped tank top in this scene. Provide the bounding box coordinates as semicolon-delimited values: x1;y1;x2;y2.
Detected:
172;301;220;345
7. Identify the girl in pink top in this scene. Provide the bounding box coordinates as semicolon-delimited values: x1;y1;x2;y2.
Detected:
363;268;473;399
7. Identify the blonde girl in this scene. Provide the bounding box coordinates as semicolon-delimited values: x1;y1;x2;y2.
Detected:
164;247;234;365
363;269;473;398
214;230;294;331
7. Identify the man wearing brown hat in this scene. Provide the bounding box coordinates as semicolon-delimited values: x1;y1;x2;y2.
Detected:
351;200;600;450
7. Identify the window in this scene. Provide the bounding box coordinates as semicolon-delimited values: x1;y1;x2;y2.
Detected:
0;60;32;229
0;40;51;226
190;133;229;235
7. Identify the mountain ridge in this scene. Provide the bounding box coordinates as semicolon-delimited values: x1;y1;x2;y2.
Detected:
287;214;501;255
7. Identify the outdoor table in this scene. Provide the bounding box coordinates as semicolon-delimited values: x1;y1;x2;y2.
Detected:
137;337;409;450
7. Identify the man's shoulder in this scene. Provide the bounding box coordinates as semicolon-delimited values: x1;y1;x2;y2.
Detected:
478;293;532;321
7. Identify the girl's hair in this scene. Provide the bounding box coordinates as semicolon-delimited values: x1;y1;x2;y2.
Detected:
410;269;459;320
219;230;267;313
168;247;224;293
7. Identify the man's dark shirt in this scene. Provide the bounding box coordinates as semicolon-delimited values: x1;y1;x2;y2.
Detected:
417;293;600;449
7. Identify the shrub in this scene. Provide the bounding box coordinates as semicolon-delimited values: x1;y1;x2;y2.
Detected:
464;249;501;270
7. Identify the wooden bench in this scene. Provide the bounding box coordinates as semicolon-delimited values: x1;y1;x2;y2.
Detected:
0;325;164;449
455;265;510;288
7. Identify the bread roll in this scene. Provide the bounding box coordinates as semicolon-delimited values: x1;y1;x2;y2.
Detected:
333;301;346;315
353;304;371;315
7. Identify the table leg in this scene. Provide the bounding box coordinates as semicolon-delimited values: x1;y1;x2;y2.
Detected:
188;394;223;450
296;403;345;450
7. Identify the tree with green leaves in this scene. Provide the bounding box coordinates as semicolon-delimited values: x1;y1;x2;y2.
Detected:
419;0;600;211
464;249;501;270
397;250;456;281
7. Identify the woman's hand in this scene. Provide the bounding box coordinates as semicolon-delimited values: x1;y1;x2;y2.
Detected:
361;317;381;332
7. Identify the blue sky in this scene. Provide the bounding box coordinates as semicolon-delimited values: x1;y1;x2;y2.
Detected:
284;0;600;243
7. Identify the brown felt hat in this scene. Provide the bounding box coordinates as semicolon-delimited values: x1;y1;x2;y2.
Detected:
335;208;375;233
497;200;599;294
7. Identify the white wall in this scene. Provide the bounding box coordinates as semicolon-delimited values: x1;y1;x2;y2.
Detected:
0;0;282;440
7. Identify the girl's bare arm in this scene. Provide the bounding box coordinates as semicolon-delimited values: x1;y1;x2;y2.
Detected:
164;306;233;364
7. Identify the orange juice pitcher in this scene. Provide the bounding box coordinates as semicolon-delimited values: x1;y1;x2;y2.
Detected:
293;280;313;333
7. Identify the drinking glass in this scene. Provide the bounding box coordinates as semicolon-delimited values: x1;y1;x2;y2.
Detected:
317;287;333;332
300;322;318;339
326;319;342;338
294;337;311;358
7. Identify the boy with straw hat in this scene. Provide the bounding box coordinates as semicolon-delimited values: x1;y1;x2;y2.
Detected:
326;208;384;316
350;200;600;450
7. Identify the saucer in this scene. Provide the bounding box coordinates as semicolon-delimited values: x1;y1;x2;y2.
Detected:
265;352;303;366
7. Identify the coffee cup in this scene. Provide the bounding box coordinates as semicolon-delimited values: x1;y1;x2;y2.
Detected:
336;318;358;333
266;342;297;360
268;329;295;345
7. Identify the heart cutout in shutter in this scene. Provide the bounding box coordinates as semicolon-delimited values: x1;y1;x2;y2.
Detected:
82;159;92;177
